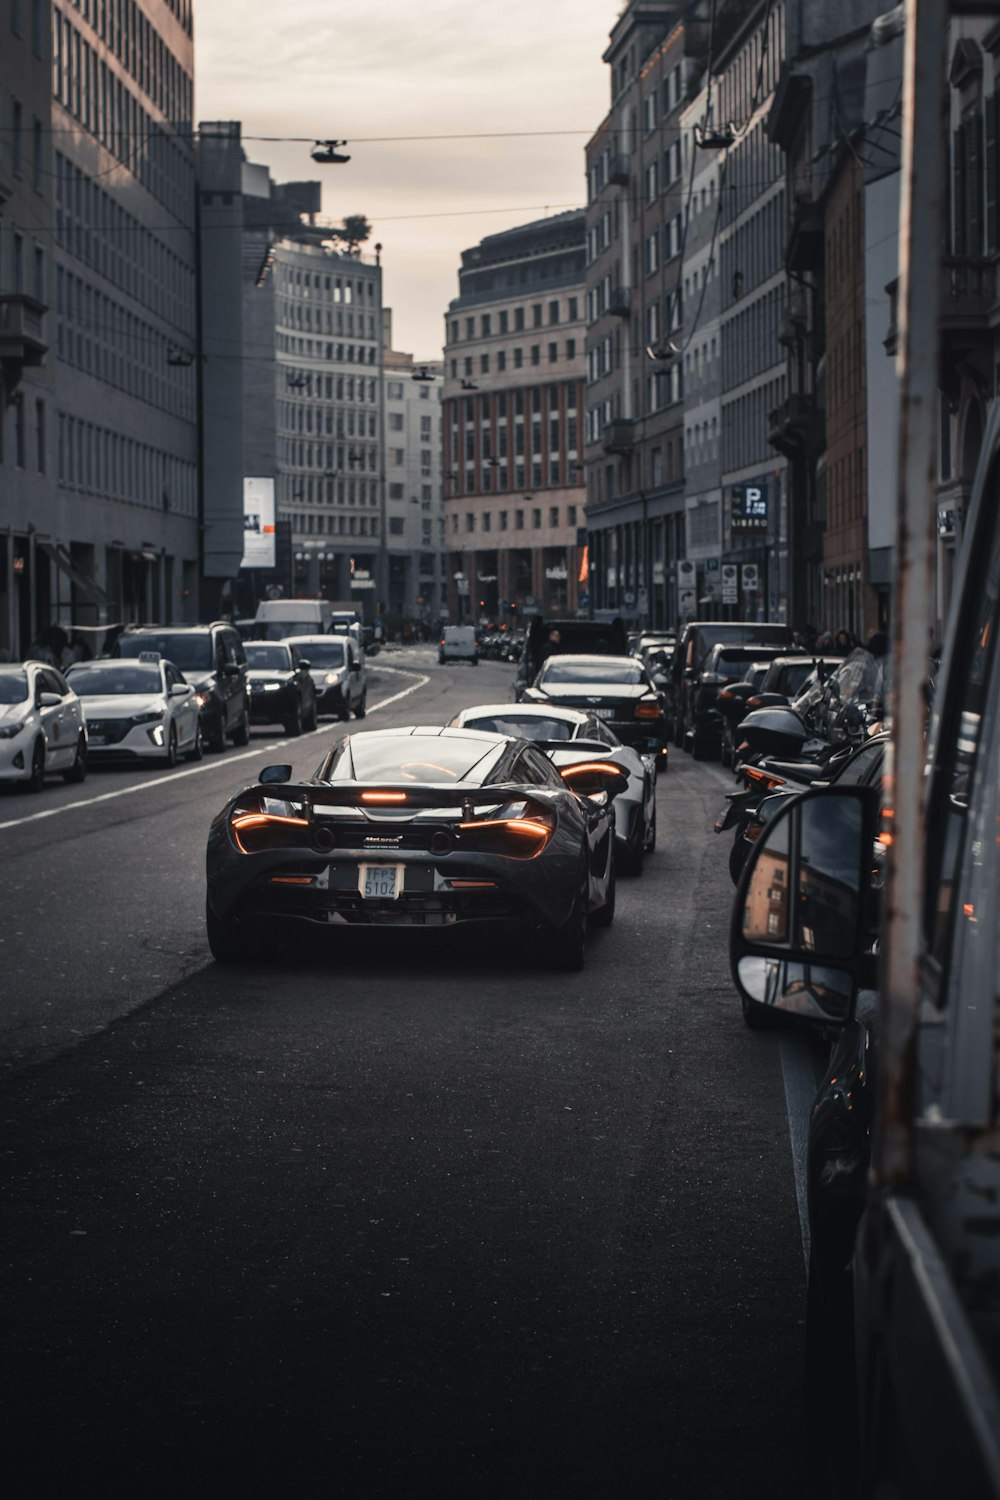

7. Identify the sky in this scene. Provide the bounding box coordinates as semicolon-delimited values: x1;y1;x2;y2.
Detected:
195;0;620;360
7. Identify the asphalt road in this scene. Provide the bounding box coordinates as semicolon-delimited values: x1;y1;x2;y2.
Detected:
0;652;810;1497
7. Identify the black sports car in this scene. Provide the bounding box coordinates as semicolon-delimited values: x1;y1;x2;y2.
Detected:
205;725;626;970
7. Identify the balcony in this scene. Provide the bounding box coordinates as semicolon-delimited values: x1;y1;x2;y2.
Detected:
768;394;824;459
0;295;48;392
938;256;993;401
602;418;636;456
608;287;631;317
608;154;630;187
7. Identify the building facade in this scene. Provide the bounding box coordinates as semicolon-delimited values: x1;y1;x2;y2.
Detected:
442;213;586;624
1;0;54;657
273;236;384;617
48;0;198;643
584;2;697;628
680;77;724;614
715;0;789;625
383;336;443;624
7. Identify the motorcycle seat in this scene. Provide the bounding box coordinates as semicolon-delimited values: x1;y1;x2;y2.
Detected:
761;759;828;783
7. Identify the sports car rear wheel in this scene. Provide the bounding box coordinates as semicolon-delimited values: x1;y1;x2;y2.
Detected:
548;867;588;971
206;901;267;964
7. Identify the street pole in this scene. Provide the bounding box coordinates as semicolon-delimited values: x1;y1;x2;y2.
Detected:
875;0;946;1187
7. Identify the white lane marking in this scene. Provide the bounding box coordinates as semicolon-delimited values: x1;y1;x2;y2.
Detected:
0;665;430;833
779;1032;819;1274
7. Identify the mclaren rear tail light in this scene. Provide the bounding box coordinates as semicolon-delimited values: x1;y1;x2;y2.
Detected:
230;795;310;854
457;798;555;859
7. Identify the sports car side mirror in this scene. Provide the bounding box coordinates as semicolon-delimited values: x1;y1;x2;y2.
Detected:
559;761;630;800
730;784;880;1027
259;763;293;785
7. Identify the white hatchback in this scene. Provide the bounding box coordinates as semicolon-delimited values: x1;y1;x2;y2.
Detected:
66;653;202;768
0;661;88;791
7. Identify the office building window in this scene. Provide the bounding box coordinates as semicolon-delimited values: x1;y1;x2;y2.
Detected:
532;508;541;528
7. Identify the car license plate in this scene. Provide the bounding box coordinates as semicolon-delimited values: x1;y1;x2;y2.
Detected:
359;863;403;900
593;708;617;720
89;735;107;746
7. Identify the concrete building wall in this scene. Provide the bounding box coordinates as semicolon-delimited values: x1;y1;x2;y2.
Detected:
42;0;198;641
442;214;586;625
584;2;696;628
680;80;723;603
384;346;443;624
273;240;384;618
715;0;788;624
0;0;56;657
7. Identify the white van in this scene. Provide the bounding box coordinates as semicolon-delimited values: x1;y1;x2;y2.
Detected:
439;626;478;665
253;599;332;641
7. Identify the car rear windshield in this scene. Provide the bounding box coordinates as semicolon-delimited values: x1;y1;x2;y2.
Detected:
0;672;28;704
297;641;345;667
543;661;644;684
69;665;161;696
338;734;501;784
464;714;575;741
245;645;292;670
118;633;212;670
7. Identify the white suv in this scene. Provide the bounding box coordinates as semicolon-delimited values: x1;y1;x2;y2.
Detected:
0;662;88;791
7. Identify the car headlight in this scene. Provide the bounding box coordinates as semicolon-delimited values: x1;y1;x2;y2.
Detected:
0;720;27;739
324;672;342;686
194;691;210;708
229;794;309;855
131;710;163;726
457;798;555;859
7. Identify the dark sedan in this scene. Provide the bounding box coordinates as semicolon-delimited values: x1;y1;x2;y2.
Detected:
520;654;669;759
205;725;625;971
244;642;318;736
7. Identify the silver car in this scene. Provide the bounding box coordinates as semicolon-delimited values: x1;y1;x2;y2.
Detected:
448;701;657;874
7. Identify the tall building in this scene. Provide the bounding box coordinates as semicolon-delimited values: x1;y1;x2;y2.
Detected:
441;213;587;624
45;0;199;641
0;0;54;657
383;331;443;624
274;234;384;616
583;1;707;628
714;0;790;624
679;78;724;614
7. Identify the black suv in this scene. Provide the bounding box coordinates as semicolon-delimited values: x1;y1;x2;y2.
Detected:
115;623;249;753
686;643;785;759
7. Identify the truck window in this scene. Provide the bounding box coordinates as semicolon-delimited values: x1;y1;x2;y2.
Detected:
924;458;1000;987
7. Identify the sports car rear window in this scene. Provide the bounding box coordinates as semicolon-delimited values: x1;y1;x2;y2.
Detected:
335;735;502;784
463;715;574;741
